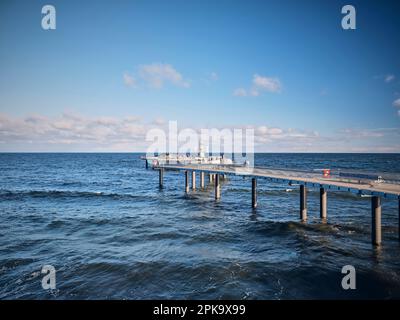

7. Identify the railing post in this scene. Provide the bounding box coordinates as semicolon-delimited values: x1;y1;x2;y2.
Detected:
372;196;382;246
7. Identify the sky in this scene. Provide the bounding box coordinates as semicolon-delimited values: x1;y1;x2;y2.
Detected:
0;0;399;152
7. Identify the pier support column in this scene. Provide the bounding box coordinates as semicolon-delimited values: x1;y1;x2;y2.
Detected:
192;171;196;190
159;168;164;188
398;199;400;242
200;172;205;189
209;173;213;183
252;178;257;208
185;171;189;193
320;187;327;220
300;185;307;221
215;174;220;200
372;196;382;246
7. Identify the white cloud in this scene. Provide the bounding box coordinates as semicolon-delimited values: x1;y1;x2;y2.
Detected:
123;73;137;88
138;63;190;88
256;126;268;135
255;126;283;136
252;74;282;93
234;74;282;97
123;115;141;123
249;88;259;96
385;74;395;83
268;127;284;135
393;98;400;108
233;88;248;97
374;74;396;83
152;117;166;125
339;128;385;138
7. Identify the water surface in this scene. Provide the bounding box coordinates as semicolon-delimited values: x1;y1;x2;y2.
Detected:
1;153;399;299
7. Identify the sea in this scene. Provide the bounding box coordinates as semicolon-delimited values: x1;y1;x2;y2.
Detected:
0;153;400;299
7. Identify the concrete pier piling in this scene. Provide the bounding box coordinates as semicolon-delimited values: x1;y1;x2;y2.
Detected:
215;174;220;200
200;172;205;189
159;168;164;188
320;187;327;220
192;171;196;190
252;178;257;208
209;174;213;183
300;185;307;221
185;171;189;193
372;196;382;246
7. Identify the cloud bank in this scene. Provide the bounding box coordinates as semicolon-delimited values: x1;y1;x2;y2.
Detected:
0;113;399;152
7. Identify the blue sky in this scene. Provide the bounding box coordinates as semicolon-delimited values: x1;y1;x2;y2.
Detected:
0;0;399;152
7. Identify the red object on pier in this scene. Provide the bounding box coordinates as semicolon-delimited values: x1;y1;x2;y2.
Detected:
323;169;331;177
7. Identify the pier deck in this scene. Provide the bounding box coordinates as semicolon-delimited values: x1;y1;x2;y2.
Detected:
157;164;400;198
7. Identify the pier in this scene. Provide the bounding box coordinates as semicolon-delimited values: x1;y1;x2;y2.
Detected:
153;163;400;246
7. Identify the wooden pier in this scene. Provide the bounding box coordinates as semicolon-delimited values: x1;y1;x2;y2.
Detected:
154;164;400;246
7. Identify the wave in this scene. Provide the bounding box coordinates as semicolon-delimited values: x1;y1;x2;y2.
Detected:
249;219;369;238
0;189;144;200
0;258;36;272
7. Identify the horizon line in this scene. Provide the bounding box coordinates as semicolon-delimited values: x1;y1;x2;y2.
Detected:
1;151;399;154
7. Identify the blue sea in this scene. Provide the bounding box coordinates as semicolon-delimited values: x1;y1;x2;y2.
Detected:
0;153;400;299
